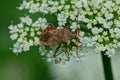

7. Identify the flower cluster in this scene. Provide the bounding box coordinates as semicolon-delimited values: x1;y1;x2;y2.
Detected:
9;16;47;54
9;0;120;63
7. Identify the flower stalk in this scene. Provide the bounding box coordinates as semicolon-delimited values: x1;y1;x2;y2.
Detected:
101;51;114;80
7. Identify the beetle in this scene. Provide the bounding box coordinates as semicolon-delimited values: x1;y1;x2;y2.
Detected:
39;23;80;58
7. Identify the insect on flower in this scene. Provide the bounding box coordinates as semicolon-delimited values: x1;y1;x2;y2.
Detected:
39;23;80;58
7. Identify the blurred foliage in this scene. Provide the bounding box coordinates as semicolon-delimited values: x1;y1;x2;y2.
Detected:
0;0;51;80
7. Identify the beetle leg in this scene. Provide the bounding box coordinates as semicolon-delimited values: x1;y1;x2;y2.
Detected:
73;30;80;56
71;41;79;56
53;43;61;58
64;42;69;59
72;26;81;57
73;27;80;44
74;27;80;36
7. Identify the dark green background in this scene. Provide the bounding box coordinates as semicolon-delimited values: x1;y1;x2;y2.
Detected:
0;0;51;80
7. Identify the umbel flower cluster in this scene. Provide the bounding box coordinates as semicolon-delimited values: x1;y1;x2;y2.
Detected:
9;0;120;63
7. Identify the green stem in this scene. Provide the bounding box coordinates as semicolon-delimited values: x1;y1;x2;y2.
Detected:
101;52;114;80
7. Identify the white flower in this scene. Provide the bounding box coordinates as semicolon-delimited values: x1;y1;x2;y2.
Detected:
84;37;95;47
24;1;33;9
70;22;78;32
18;0;27;10
60;0;65;4
87;23;92;29
39;45;47;56
17;23;24;28
40;3;49;14
91;0;103;8
9;25;19;34
57;5;63;11
78;14;86;22
20;31;27;38
64;5;70;10
109;29;114;34
18;29;24;33
75;0;82;8
105;48;115;57
103;31;108;36
104;13;114;20
47;1;59;13
47;58;53;62
13;43;23;54
95;46;105;54
29;39;33;46
70;14;76;21
49;6;58;13
37;31;41;35
32;17;47;29
101;7;108;14
30;28;34;32
17;37;23;43
103;21;111;29
29;3;40;13
18;0;33;10
30;31;35;37
98;37;103;42
92;35;100;41
104;37;109;41
8;25;14;30
114;28;120;33
117;42;120;47
20;16;32;25
115;21;120;27
34;37;40;46
104;1;114;9
23;43;30;51
10;34;18;40
57;13;68;26
48;1;54;5
96;17;104;24
116;0;120;5
91;27;100;34
113;28;120;38
25;27;29;32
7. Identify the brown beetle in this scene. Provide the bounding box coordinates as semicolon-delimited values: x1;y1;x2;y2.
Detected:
39;23;80;58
